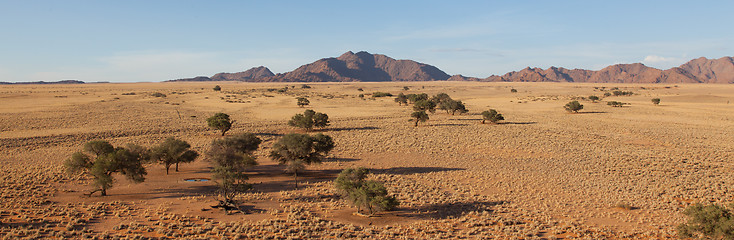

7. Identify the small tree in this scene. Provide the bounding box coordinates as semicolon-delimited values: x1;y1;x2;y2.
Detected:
439;99;468;115
207;113;234;136
288;109;329;131
296;97;310;107
406;93;428;103
481;109;504;124
677;203;734;239
564;101;583;113
64;140;148;196
607;101;626;107
208;133;262;213
150;137;199;174
651;98;661;105
394;93;408;106
413;99;436;113
589;95;600;102
335;167;399;215
213;85;221;91
411;111;429;127
269;133;335;189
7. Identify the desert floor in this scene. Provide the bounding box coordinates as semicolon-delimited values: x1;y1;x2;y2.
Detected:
1;81;733;239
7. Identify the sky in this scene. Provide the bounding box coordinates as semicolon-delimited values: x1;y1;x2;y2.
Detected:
1;0;733;82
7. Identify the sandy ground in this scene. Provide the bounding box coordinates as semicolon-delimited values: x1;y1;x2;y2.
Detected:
1;81;733;239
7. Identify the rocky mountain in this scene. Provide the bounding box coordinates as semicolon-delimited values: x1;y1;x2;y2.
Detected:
481;57;734;84
0;80;85;84
258;51;450;82
211;66;274;81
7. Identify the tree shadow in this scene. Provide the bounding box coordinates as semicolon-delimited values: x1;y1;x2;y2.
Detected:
323;157;361;163
430;123;470;127
405;201;508;219
256;132;284;137
449;118;482;121
374;167;465;175
576;111;607;114
498;121;537;125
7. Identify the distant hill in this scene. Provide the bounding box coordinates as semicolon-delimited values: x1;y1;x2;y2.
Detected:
0;80;85;84
169;53;734;83
483;57;734;83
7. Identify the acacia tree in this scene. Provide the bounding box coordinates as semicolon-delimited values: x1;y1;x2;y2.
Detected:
413;99;436;113
207;113;234;136
411;111;429;127
677;203;734;239
481;109;504;124
288;109;329;131
394;93;408;106
208;133;262;213
269;133;335;189
564;101;584;113
439;99;468;115
335;167;399;215
296;97;310;107
150;137;199;174
589;95;600;102
406;93;428;103
64;140;148;196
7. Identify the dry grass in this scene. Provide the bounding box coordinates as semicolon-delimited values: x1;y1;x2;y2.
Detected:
1;81;733;238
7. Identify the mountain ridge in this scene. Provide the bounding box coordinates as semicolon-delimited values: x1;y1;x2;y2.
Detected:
168;52;734;84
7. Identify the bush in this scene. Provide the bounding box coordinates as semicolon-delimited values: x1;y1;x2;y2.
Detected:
607;101;627;107
406;93;428;103
288;109;329;131
481;109;504;124
269;133;335;189
150;137;198;174
357;88;364;91
410;111;429;127
208;133;261;212
394;93;408;106
64;140;148;196
589;95;600;102
564;101;583;113
651;98;661;105
604;92;612;97
403;86;410;90
612;90;633;96
296;97;310;107
151;92;166;98
335;167;399;215
510;88;518;93
207;113;234;136
213;85;221;91
439;99;468;115
301;84;311;89
677;203;734;239
372;92;393;97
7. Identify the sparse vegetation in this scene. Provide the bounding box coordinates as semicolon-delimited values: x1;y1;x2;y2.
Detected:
652;98;661;105
213;85;221;91
208;133;262;213
301;84;311;89
296;97;310;107
269;133;335;189
612;90;633;96
607;101;627;107
481;109;504;124
564;101;584;113
589;95;599;102
677;203;734;239
394;93;408;106
207;113;234;136
150;137;199;174
406;93;428;103
510;88;518;93
64;140;148;196
335;167;399;215
439;99;468;115
288;109;329;131
372;92;393;97
151;92;167;98
411;111;429;127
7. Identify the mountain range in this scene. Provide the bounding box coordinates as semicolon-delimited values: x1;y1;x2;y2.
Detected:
168;51;734;84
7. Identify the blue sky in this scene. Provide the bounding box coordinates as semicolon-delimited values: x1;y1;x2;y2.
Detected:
1;0;732;82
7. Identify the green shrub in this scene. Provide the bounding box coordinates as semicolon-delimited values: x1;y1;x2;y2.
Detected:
335;167;399;215
288;109;329;131
207;113;234;136
677;203;734;239
589;95;600;102
151;92;166;98
296;97;310;107
372;92;393;97
213;85;221;91
651;98;661;105
564;101;583;113
394;93;408;106
481;109;504;124
410;111;429;127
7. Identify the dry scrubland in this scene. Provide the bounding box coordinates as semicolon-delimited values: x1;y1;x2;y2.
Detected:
1;81;734;239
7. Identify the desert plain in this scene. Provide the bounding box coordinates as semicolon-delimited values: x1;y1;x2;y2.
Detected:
1;81;734;239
